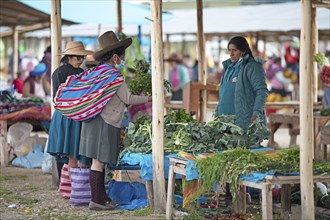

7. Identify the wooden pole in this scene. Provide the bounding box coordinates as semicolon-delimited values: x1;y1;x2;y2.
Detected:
311;8;318;103
117;0;122;33
150;0;166;212
12;26;18;82
50;0;62;187
299;1;315;219
196;0;207;122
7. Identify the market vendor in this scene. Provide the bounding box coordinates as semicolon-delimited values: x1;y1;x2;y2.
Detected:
22;63;51;101
215;36;268;130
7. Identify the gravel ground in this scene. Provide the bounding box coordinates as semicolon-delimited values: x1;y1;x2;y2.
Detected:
0;166;165;220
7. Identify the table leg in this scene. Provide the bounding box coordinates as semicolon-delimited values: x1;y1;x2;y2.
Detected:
281;184;291;219
146;180;154;209
234;185;246;213
268;122;281;148
261;184;273;220
314;118;330;161
166;165;176;220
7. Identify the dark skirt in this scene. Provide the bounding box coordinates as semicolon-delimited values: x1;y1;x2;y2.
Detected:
79;115;120;165
47;110;90;164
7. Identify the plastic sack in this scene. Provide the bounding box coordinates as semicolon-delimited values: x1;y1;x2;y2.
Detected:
7;122;33;149
41;139;52;174
11;144;44;168
107;181;148;210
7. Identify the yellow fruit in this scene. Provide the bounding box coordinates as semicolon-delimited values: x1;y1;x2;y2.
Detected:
267;93;277;102
275;94;282;102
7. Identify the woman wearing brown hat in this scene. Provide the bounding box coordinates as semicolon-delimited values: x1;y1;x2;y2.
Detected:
47;41;93;182
78;31;151;210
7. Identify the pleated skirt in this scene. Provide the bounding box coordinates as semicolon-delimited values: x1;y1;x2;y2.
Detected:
79;115;120;165
47;110;90;164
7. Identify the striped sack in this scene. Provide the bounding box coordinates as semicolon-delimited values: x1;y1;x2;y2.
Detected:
69;168;109;207
59;164;71;199
54;64;124;121
70;167;91;206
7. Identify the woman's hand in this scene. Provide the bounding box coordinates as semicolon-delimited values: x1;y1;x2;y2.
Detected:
250;115;257;123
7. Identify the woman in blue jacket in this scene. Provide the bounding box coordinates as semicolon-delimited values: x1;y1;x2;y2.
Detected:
215;36;268;130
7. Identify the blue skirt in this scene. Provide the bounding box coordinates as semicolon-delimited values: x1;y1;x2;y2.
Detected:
47;110;90;165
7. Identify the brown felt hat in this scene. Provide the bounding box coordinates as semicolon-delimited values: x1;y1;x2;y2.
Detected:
164;53;183;63
93;31;132;61
62;41;93;56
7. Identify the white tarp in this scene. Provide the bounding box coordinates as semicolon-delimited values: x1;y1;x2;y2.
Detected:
21;1;329;38
163;1;330;35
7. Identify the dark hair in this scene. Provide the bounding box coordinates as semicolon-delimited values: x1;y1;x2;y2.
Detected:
60;55;69;64
98;47;126;65
228;36;254;59
45;46;51;53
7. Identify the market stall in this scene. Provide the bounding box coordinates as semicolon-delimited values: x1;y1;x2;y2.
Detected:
165;157;330;220
0;92;51;166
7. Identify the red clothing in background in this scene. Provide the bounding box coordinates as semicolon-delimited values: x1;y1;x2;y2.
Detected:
13;78;24;93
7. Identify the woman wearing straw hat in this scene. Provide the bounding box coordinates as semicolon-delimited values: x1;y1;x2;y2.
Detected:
75;31;151;210
47;41;93;182
23;63;51;100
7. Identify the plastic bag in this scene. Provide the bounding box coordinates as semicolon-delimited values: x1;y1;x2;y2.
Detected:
7;122;32;148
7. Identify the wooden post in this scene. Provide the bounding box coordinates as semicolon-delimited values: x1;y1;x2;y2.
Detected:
50;0;62;187
12;26;18;82
299;1;315;219
0;120;9;166
311;7;318;103
196;0;207;122
116;0;122;33
150;0;166;212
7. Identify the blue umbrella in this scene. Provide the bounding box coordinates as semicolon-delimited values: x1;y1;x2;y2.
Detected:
19;0;173;25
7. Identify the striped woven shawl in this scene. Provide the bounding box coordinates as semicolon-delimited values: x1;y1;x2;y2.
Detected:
54;64;124;121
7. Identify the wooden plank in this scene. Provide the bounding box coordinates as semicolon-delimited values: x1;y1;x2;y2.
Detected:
265;175;330;184
166;165;176;220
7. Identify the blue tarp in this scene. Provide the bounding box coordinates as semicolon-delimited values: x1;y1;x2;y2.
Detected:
12;144;44;168
119;147;298;182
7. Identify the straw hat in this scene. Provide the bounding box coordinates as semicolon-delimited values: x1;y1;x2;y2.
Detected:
93;31;132;61
30;63;47;77
164;53;183;63
62;41;93;56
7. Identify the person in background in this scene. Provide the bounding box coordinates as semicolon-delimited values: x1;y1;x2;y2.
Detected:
13;70;27;94
215;36;268;130
40;46;52;85
22;63;50;100
165;53;191;101
47;41;93;183
77;31;151;210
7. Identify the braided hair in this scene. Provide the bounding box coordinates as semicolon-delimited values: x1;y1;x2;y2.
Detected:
98;47;126;65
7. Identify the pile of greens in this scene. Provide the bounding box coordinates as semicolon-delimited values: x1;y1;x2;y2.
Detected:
196;147;330;201
120;111;270;157
127;59;171;96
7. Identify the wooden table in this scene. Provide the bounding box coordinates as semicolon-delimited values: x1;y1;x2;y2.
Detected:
268;113;330;160
265;101;323;112
165;157;330;220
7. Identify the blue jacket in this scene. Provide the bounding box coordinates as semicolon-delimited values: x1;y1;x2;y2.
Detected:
217;55;268;130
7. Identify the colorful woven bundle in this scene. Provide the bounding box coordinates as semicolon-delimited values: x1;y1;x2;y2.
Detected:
54;64;124;121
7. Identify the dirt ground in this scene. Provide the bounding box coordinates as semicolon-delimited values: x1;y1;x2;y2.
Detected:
0;166;165;220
